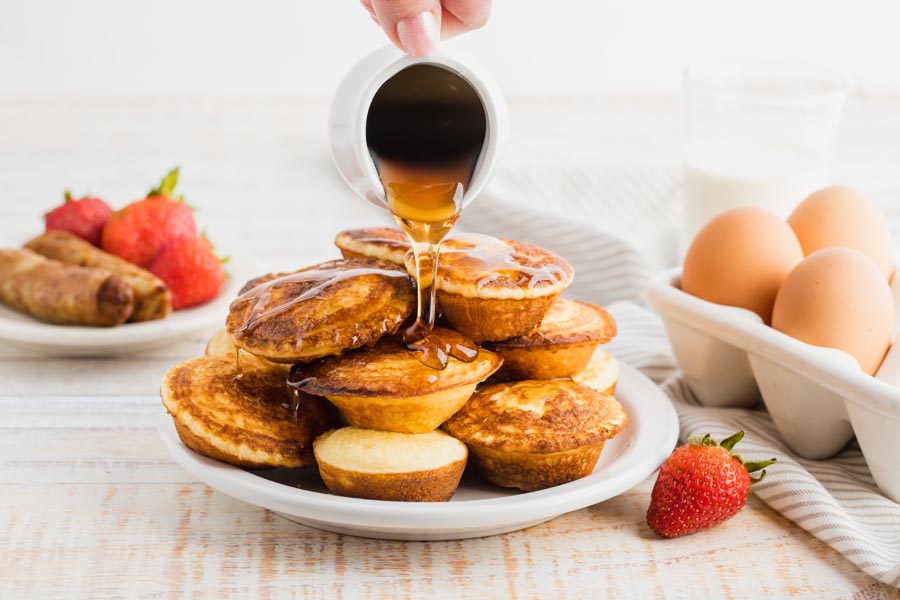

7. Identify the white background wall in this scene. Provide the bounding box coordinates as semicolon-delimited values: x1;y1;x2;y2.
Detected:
2;0;900;98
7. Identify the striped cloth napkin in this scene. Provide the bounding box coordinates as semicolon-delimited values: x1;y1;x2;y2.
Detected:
461;164;900;588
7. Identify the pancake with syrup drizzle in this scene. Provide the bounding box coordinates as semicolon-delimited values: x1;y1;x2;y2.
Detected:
161;356;339;468
289;335;502;433
335;227;410;266
331;229;574;342
443;379;627;491
434;234;573;298
226;258;415;363
424;233;574;342
486;298;617;380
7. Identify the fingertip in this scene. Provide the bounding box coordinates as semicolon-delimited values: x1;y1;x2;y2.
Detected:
396;11;440;56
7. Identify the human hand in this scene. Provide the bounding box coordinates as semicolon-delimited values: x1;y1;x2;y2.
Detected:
360;0;491;56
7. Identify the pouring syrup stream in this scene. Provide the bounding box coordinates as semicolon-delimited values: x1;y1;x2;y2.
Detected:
366;63;487;369
379;162;475;370
379;161;465;335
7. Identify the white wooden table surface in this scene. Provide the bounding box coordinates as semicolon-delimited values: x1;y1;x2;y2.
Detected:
2;97;899;599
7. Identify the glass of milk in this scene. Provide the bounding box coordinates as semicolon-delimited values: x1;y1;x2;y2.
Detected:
683;60;848;243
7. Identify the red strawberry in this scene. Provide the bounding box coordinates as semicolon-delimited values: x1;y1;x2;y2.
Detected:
647;431;775;538
101;168;196;266
148;235;226;309
45;191;112;246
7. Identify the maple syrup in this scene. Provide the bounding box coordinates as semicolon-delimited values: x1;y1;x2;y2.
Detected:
232;262;410;350
234;346;244;380
442;233;571;291
290;387;301;419
234;66;488;372
403;326;480;370
367;64;486;366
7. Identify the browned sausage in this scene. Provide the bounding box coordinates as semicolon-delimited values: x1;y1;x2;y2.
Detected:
0;248;133;326
25;231;172;322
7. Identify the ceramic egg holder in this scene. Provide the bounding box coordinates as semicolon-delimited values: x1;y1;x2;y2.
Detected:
648;268;900;504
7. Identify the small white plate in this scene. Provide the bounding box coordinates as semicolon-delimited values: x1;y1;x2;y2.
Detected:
0;257;251;357
158;361;679;541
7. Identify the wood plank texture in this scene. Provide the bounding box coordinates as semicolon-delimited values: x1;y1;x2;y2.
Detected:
1;400;892;599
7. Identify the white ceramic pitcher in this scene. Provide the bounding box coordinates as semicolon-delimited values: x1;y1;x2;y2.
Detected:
328;45;508;211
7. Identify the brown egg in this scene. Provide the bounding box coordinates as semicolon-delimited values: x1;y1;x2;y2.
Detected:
682;206;804;323
772;248;894;375
788;186;894;279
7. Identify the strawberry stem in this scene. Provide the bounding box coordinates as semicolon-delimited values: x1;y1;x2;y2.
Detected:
687;433;716;447
64;190;73;202
744;459;777;473
687;430;777;484
719;431;744;451
750;471;768;485
148;167;180;198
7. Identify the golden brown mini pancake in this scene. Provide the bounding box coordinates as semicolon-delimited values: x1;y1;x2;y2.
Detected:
487;299;617;380
335;230;574;342
204;328;290;372
161;356;338;468
414;233;574;343
314;427;468;502
290;337;502;433
226;258;415;364
443;379;627;491
572;349;619;395
334;227;410;266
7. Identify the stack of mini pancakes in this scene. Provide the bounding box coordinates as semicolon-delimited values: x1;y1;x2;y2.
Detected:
161;228;627;501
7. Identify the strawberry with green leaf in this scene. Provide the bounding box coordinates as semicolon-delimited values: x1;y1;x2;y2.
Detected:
647;431;776;538
101;167;196;266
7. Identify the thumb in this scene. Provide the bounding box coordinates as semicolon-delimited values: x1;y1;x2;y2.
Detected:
369;0;441;56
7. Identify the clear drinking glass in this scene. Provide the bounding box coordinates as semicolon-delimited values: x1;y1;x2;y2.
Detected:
682;60;848;243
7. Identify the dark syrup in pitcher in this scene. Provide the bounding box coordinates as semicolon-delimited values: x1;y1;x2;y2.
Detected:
367;64;486;368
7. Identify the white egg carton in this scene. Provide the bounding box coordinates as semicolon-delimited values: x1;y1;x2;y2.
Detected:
648;268;900;504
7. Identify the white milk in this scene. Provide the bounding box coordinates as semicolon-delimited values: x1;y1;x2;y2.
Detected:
683;137;828;243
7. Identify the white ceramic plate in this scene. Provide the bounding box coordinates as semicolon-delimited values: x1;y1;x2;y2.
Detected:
158;361;679;540
0;257;251;357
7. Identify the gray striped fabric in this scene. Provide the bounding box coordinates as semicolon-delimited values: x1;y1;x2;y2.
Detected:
464;165;900;588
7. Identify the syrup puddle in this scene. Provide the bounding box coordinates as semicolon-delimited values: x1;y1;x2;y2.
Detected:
402;327;479;370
